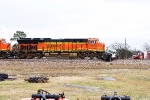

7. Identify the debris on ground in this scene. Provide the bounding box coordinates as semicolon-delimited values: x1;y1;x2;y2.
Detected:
97;77;116;81
101;91;130;100
0;73;8;81
24;76;49;83
64;84;99;92
21;89;68;100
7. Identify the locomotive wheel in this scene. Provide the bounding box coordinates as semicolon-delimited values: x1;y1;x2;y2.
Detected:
79;54;85;59
80;55;85;59
96;53;102;59
27;54;34;59
19;54;26;59
2;54;8;59
89;55;94;59
36;54;43;59
78;53;85;59
88;52;94;59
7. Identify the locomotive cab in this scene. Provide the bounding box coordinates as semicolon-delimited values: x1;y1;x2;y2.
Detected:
88;38;98;51
88;38;105;51
84;38;105;59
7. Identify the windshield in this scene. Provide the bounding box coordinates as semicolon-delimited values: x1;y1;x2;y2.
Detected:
2;39;7;44
106;50;114;54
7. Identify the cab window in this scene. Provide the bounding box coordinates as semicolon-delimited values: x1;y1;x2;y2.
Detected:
2;40;6;44
90;40;96;44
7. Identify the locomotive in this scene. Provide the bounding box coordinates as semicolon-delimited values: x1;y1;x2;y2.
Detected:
0;38;112;61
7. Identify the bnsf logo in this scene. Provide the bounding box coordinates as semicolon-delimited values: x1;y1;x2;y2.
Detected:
47;44;62;48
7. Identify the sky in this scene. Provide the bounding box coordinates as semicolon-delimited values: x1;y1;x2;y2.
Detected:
0;0;150;51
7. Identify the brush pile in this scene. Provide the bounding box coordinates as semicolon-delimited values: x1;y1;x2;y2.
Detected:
24;76;49;83
0;73;8;81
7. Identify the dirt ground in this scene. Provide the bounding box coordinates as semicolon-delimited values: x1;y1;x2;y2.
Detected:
0;59;150;100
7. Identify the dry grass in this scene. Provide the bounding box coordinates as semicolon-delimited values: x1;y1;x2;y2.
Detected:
0;59;150;100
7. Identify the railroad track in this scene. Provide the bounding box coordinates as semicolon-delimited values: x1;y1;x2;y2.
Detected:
0;57;101;61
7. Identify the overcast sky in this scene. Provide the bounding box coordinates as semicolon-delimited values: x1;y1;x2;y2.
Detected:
0;0;150;51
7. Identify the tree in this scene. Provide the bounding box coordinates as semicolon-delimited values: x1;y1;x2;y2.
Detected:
131;50;141;55
143;42;150;51
10;31;27;48
109;42;132;59
109;42;130;50
116;48;133;59
10;31;26;41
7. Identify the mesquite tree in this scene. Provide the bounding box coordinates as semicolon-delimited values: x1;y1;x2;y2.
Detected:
109;42;132;59
10;31;27;48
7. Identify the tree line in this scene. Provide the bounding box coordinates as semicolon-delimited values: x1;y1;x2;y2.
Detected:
109;42;142;59
10;31;150;59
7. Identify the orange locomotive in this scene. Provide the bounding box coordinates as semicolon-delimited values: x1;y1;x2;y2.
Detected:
0;38;11;58
0;38;112;61
17;38;105;59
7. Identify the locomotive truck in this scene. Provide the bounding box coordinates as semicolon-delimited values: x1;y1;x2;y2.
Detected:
0;38;112;61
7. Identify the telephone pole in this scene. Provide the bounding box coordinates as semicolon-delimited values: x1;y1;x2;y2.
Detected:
0;28;1;37
125;38;127;58
125;38;126;48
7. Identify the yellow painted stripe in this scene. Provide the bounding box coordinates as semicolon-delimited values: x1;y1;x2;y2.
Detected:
38;42;87;44
56;42;62;44
37;49;43;50
88;49;97;51
0;49;7;50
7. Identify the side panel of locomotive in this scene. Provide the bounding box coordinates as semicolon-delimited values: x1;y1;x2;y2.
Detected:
36;38;105;59
16;38;108;60
36;38;88;58
37;38;88;52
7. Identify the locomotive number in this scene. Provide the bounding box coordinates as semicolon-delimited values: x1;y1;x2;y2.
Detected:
47;44;62;48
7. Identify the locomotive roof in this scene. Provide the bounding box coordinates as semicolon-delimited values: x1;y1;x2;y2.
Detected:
17;38;88;43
